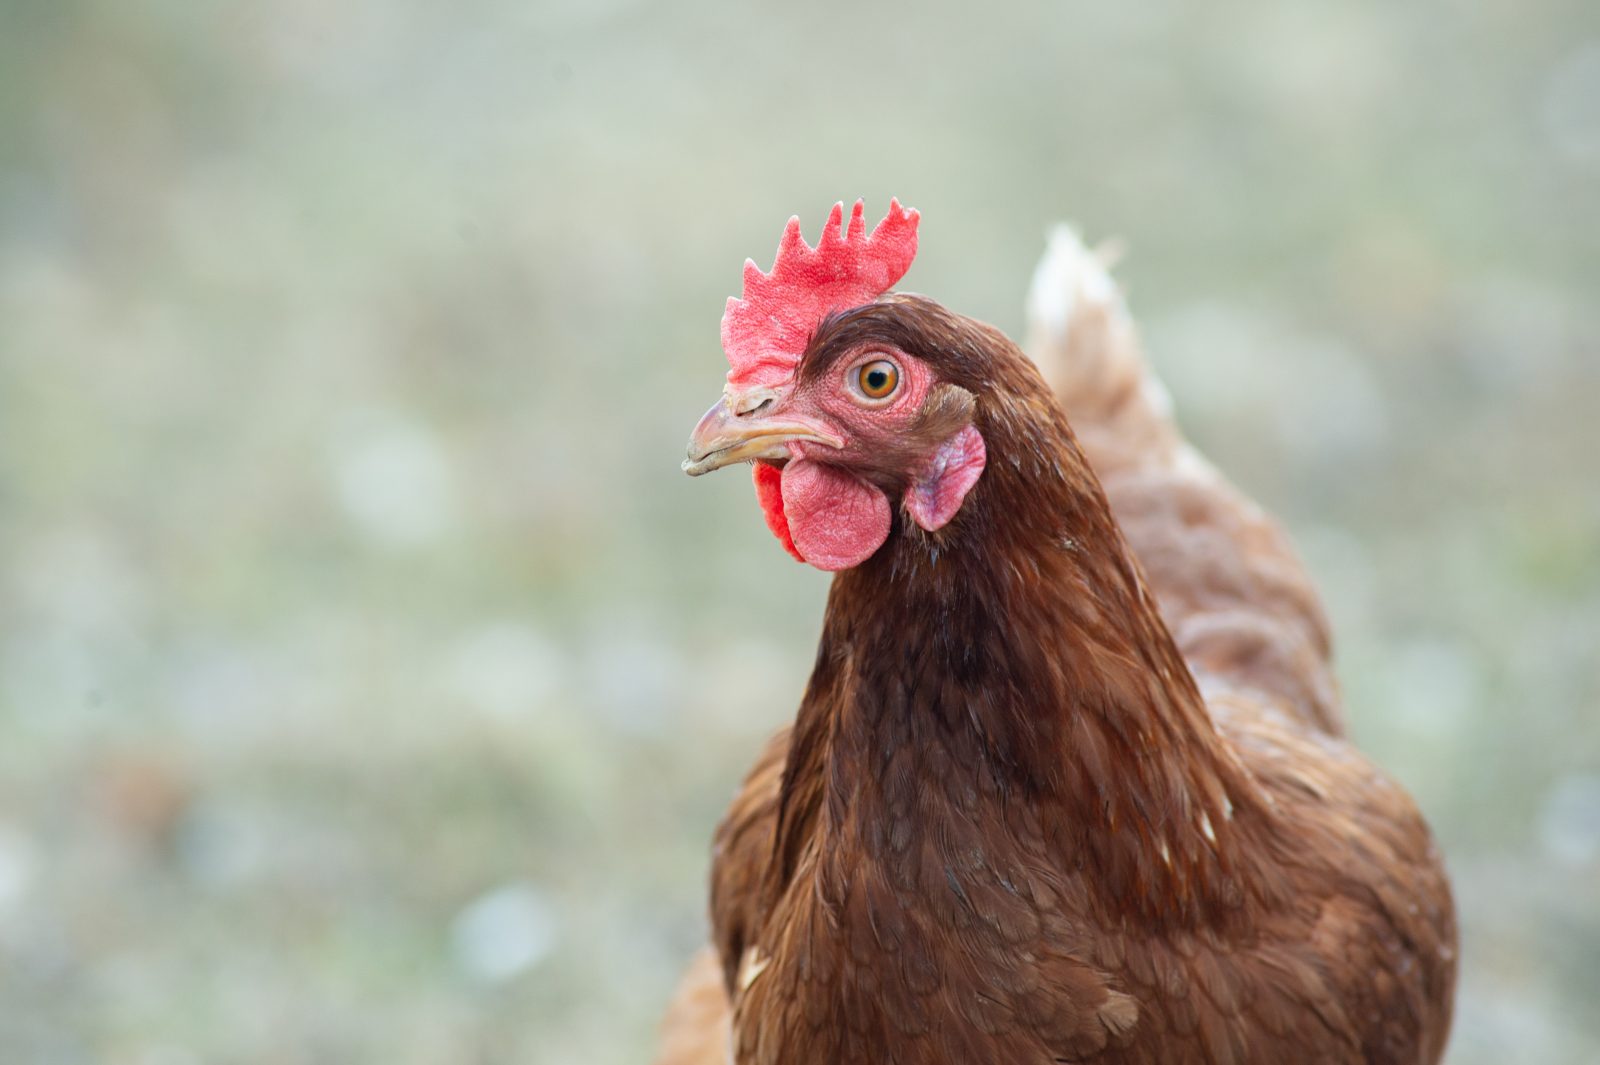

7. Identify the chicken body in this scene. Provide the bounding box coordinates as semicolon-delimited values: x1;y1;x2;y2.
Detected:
660;231;1456;1064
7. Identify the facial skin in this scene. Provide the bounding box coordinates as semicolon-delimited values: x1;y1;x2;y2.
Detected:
685;302;988;571
773;344;937;463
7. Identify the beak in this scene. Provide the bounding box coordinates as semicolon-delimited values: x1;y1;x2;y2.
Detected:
682;392;842;476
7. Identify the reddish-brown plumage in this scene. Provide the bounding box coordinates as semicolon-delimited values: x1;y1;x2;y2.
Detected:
663;250;1457;1064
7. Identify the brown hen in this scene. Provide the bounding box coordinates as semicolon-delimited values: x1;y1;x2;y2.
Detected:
661;210;1456;1065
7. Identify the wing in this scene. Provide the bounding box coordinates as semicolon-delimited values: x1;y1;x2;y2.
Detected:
1226;706;1458;1064
655;726;791;1064
709;726;790;988
654;947;732;1065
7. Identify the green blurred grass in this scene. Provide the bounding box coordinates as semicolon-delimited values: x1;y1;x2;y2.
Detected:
1;1;1598;1062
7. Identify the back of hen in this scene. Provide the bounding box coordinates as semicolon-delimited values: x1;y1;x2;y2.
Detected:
1024;228;1340;735
1022;230;1455;1063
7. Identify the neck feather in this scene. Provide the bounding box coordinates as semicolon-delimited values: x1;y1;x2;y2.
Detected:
774;359;1263;928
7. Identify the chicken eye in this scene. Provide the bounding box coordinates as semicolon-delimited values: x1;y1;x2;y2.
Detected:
855;360;900;401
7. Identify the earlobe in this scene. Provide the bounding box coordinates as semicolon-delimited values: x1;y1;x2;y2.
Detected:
904;425;986;532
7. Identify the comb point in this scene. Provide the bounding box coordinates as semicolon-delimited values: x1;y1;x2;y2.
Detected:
722;200;921;388
823;202;845;245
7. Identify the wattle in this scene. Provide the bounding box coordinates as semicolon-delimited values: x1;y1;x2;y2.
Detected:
752;459;892;571
752;462;803;562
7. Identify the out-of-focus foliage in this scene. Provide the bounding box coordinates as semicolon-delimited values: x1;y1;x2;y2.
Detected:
0;0;1596;1061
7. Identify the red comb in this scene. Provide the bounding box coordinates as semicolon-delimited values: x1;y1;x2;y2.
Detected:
722;199;919;388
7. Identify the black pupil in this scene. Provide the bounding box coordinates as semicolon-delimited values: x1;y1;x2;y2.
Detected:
866;368;889;392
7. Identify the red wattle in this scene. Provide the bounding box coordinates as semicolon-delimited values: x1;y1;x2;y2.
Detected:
752;462;804;562
779;459;892;572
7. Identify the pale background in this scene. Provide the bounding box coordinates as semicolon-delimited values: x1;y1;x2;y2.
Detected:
1;1;1597;1062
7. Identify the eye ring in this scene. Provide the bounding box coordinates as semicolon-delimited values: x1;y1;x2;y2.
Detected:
851;358;900;403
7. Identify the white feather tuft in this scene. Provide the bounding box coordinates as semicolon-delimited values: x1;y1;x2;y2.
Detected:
1026;224;1118;344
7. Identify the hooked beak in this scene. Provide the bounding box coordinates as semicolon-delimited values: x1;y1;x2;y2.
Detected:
682;390;843;476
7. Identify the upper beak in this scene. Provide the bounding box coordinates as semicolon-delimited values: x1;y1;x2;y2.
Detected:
682;393;842;476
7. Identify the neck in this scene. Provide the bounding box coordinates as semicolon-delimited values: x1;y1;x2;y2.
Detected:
774;370;1261;929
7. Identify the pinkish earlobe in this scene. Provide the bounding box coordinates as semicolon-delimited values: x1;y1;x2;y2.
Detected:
904;426;986;532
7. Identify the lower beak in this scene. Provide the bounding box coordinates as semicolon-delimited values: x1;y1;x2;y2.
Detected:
682;397;841;476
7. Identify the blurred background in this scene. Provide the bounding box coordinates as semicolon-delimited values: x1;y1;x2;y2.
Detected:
1;0;1597;1062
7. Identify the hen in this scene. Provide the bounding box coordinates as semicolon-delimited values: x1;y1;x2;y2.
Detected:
660;201;1457;1065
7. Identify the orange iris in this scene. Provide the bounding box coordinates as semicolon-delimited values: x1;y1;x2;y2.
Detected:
858;360;899;399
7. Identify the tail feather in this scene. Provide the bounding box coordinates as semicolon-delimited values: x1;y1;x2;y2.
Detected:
1024;227;1343;735
1024;226;1179;477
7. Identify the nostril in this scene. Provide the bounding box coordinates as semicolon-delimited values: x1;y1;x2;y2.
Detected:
730;388;780;417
